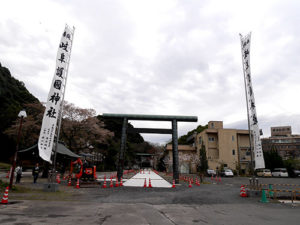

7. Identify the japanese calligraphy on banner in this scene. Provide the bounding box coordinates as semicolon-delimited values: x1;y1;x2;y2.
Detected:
38;25;74;163
240;33;265;169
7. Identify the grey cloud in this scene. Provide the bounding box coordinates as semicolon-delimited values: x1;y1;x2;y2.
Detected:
2;0;300;145
226;114;300;137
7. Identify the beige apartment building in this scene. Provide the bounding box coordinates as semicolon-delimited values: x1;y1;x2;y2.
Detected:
165;121;252;174
195;121;251;173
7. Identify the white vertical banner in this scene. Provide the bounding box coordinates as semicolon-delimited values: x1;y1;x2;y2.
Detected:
240;33;265;169
38;25;74;163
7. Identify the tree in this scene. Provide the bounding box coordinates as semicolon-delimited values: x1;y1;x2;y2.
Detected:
263;146;284;171
178;124;208;144
283;159;300;177
4;103;44;150
97;116;146;170
98;116;144;143
198;143;208;173
60;102;114;153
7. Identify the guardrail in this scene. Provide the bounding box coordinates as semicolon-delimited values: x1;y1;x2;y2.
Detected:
263;188;300;203
245;181;300;203
260;183;300;187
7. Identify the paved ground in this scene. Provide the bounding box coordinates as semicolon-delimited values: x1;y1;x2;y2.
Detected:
0;171;300;225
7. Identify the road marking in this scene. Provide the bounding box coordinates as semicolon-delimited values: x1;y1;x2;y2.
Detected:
124;169;172;188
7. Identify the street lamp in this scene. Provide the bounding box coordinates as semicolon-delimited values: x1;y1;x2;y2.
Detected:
9;109;27;189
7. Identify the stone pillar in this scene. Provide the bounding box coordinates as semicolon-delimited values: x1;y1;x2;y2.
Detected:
172;119;179;183
117;117;127;181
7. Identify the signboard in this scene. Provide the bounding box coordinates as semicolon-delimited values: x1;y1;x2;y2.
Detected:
240;33;265;169
38;25;74;163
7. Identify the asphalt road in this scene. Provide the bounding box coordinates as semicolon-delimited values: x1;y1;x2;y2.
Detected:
0;173;299;225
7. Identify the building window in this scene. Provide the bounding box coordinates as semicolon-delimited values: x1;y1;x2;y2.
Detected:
232;136;234;141
232;149;235;155
211;123;214;128
224;164;228;167
208;137;215;142
199;137;202;144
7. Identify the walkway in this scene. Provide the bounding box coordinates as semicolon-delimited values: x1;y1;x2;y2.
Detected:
123;169;172;188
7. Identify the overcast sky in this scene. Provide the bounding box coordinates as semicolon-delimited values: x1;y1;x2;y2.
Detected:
1;0;300;144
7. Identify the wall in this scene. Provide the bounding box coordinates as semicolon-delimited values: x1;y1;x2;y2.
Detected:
218;129;239;170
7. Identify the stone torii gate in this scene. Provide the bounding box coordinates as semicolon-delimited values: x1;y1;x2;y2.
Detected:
102;113;198;184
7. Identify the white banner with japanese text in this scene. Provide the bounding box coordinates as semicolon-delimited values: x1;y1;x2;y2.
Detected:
38;25;74;163
240;33;265;169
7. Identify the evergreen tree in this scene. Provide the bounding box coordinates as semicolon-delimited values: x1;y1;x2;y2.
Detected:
199;143;208;172
178;124;208;144
263;146;284;171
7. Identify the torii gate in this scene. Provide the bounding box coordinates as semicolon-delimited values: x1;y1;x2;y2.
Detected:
102;113;198;184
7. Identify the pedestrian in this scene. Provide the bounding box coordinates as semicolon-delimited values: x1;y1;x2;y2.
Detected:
15;165;22;183
32;163;39;183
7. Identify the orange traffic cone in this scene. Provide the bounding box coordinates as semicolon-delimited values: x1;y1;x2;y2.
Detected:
211;175;213;181
120;177;123;187
148;178;152;188
75;179;80;189
143;178;147;188
115;178;119;187
218;176;222;183
172;180;176;188
1;186;9;204
56;174;61;184
215;176;218;182
189;179;192;188
5;169;10;179
109;178;113;188
102;177;107;188
240;185;247;197
67;177;72;186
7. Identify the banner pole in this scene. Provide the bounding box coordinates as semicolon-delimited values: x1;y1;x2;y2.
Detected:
239;33;254;175
51;26;75;182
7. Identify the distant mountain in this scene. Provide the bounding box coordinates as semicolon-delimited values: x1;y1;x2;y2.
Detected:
177;124;208;145
0;62;39;131
0;62;40;160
